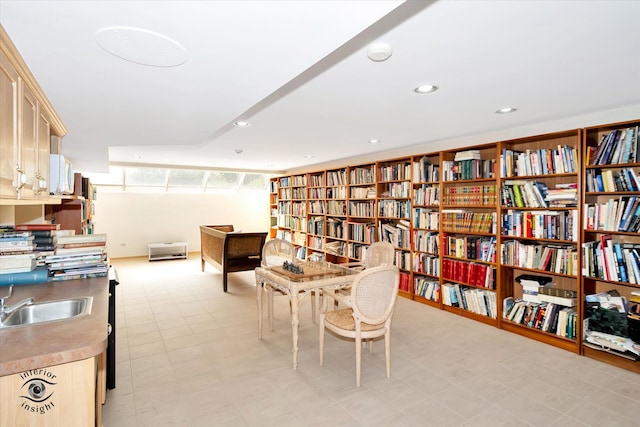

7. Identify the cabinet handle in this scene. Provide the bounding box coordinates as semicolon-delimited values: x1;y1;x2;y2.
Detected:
15;166;27;194
34;173;48;195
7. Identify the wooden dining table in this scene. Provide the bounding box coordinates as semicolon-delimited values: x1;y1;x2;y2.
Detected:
255;261;358;370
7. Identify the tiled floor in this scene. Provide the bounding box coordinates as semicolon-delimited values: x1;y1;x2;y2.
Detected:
103;255;640;427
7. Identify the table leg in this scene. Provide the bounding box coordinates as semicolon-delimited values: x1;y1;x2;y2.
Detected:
290;288;300;370
256;277;263;339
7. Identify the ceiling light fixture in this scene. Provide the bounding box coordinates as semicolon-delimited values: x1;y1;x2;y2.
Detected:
233;121;251;127
368;139;381;144
496;107;517;114
131;155;142;160
414;85;438;94
235;149;243;155
304;155;314;159
367;43;393;62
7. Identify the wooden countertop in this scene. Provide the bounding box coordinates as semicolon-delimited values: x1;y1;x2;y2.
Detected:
0;277;109;376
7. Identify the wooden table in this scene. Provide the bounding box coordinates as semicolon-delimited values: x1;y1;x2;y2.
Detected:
255;261;358;369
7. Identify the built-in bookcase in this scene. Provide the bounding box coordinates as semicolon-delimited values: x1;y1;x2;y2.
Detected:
498;130;582;353
347;163;376;262
581;119;640;373
411;153;441;307
376;157;412;296
440;144;498;326
267;119;640;374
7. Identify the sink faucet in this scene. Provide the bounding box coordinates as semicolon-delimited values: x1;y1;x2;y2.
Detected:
0;285;35;321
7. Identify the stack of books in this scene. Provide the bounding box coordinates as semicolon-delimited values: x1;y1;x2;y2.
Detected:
45;234;108;281
0;228;37;275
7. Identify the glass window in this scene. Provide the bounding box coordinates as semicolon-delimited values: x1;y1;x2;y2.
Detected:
240;173;268;190
205;172;241;190
167;169;206;187
83;166;124;186
125;167;167;187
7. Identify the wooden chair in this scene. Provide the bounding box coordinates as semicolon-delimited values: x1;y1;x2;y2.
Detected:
319;265;400;386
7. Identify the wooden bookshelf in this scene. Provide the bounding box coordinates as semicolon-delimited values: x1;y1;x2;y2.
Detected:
266;119;640;374
581;119;640;369
497;129;582;353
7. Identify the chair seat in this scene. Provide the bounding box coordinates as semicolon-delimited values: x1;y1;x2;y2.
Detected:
325;308;383;331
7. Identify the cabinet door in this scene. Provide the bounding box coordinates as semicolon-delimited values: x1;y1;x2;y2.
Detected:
36;107;51;198
19;83;38;199
0;53;19;198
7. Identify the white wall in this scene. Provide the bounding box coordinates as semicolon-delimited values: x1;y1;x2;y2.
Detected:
93;190;270;258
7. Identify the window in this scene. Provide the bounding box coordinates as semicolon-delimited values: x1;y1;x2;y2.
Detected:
84;166;271;193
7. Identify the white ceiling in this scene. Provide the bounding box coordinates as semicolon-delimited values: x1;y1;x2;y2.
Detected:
1;0;639;175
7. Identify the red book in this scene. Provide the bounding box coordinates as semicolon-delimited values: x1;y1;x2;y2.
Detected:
14;224;61;231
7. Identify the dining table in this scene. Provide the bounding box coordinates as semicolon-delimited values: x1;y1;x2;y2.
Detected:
255;260;359;370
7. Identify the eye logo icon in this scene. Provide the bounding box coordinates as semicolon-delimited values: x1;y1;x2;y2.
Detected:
20;378;56;403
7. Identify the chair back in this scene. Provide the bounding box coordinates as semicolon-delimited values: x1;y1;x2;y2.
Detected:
364;241;395;268
262;238;295;267
350;265;399;325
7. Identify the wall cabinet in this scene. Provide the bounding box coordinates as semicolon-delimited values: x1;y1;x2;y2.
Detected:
0;24;65;202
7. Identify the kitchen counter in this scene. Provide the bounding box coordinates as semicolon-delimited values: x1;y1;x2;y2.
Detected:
0;277;109;376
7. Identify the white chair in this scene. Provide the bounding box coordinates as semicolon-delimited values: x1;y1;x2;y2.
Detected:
319;265;400;387
341;240;395;271
261;239;316;329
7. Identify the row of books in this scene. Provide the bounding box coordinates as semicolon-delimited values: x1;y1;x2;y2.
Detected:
501;145;578;177
378;221;410;249
501;209;579;241
327;170;348;186
441;259;496;289
503;298;578;339
347;222;376;244
349;166;375;186
414;278;439;301
394;250;411;271
349;187;375;199
586;167;640;193
500;240;579;276
349;200;375;217
588;126;639;166
398;272;410;293
413;230;439;254
378;162;411;182
327;186;348;199
584;196;640;233
501;180;549;208
412;253;439;276
412;157;439;183
442;283;497;318
307;216;324;236
380;182;411;198
440;211;497;234
442;184;497;206
326;200;346;216
582;237;640;284
442;159;497;181
413;208;439;230
308;173;324;187
441;235;496;262
325;218;345;239
377;200;410;219
413;184;439;206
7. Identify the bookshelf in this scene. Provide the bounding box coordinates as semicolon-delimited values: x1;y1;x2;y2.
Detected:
411;153;441;307
581;119;640;373
376;157;412;296
269;178;278;239
323;167;347;262
266;119;640;374
498;130;582;353
440;144;498;326
347;163;377;263
45;173;96;235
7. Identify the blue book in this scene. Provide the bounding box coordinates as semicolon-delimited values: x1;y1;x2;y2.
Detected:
613;243;628;283
0;266;49;286
619;197;637;231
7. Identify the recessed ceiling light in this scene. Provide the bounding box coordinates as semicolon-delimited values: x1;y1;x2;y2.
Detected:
95;27;188;67
131;155;142;160
233;121;251;127
367;43;393;62
368;139;381;144
496;107;517;114
414;85;438;94
304;155;314;159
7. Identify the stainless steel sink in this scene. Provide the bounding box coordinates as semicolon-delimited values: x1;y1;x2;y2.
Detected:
0;297;93;328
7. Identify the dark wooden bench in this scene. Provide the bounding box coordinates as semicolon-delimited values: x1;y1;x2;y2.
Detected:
199;225;267;292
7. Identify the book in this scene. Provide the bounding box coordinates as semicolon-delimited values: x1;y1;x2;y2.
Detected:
0;266;49;286
14;224;60;231
56;233;107;244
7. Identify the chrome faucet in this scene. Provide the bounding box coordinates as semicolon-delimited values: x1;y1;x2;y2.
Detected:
0;285;35;321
